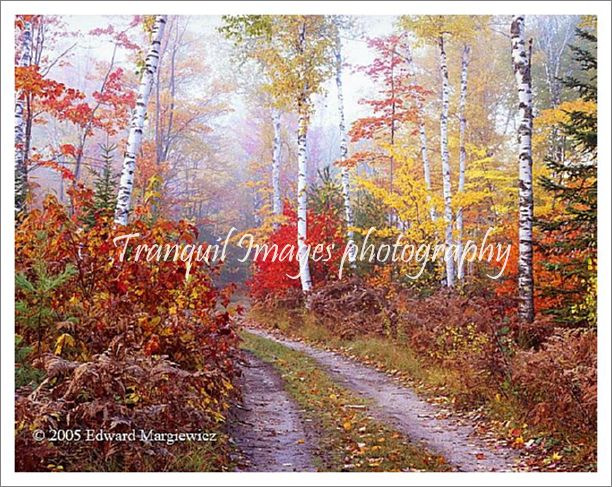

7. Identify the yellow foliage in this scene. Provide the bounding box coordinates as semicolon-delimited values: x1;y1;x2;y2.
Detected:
400;15;491;45
54;333;75;356
242;16;335;114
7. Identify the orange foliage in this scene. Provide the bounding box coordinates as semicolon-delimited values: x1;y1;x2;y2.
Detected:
15;188;239;471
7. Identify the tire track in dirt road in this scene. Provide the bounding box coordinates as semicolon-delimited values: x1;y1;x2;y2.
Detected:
229;351;316;472
245;327;520;472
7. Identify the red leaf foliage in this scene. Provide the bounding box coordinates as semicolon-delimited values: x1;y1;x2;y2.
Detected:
15;189;240;471
248;204;345;300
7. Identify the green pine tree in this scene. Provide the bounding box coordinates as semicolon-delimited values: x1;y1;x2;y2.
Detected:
93;143;119;215
15;335;44;388
16;248;77;353
81;144;119;227
308;166;345;218
537;27;597;327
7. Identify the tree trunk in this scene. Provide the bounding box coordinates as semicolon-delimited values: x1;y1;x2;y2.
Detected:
271;108;282;219
511;15;535;322
295;20;313;294
390;49;396;196
115;15;167;226
438;35;455;287
15;20;33;217
404;40;435;221
154;40;163;165
297;96;313;293
334;27;356;266
162;22;179;163
456;44;470;280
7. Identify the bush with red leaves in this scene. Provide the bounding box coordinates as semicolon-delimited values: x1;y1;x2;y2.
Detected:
511;328;597;438
15;187;239;471
248;205;345;301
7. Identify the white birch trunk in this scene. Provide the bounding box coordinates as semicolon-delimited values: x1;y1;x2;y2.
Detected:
271;108;282;219
334;28;356;266
438;35;455;287
114;15;167;225
456;44;470;280
295;21;313;294
297;97;313;293
15;20;33;217
419;119;436;221
511;15;535;322
404;40;435;221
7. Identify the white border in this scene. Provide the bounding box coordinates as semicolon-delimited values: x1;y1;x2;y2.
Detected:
1;2;610;486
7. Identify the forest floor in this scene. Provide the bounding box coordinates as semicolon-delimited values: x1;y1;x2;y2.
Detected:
229;322;523;472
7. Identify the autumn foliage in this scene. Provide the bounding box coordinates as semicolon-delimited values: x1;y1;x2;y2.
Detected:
15;188;239;471
248;205;345;301
12;12;599;474
257;279;596;466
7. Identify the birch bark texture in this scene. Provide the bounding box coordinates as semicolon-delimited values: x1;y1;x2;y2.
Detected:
294;20;314;294
438;35;455;287
511;15;535;322
403;39;435;221
456;44;470;280
115;15;167;225
15;21;33;217
271;108;282;218
296;95;313;293
334;25;356;266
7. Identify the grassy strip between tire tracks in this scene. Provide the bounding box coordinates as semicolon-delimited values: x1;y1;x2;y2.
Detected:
240;330;450;472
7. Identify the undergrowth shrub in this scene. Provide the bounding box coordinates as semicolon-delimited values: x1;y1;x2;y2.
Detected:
308;277;397;340
511;328;596;438
393;289;517;406
16;343;231;471
15;187;239;471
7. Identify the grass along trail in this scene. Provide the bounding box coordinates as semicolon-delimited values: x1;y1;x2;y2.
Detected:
240;331;451;472
243;326;520;472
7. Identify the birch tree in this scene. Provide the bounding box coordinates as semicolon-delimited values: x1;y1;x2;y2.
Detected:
15;20;33;217
276;16;336;294
115;15;167;226
154;16;181;166
400;16;457;285
333;18;356;267
222;16;335;293
271;107;282;218
456;44;470;280
438;33;455;287
218;18;284;224
511;15;535;322
403;15;491;286
296;100;313;291
533;16;578;165
402;38;435;221
534;16;578;108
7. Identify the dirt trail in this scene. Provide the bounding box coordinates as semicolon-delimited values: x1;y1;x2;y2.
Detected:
229;351;316;472
246;328;519;472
